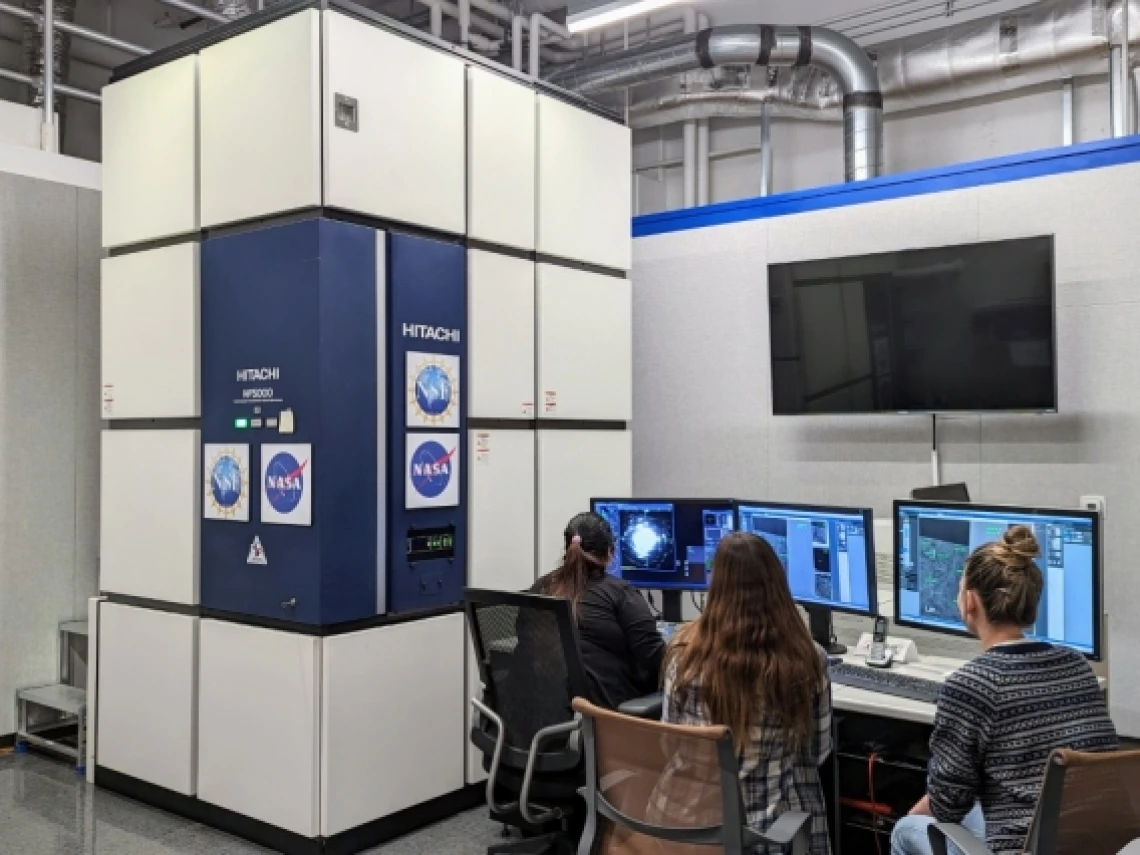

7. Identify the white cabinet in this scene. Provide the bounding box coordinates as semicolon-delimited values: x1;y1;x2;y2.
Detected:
536;430;632;575
102;56;198;248
100;430;200;604
199;10;321;227
98;604;198;795
320;614;466;835
323;11;466;234
536;95;631;271
101;244;200;420
468;430;535;591
469;250;535;419
537;264;631;421
468;67;536;250
198;621;322;837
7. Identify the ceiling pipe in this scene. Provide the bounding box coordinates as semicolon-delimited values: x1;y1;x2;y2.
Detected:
548;24;883;181
628;0;1140;129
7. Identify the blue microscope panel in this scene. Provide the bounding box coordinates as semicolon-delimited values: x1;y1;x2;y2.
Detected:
387;232;467;613
200;218;381;626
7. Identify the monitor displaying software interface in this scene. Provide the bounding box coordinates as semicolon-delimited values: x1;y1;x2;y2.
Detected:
895;502;1100;657
591;499;736;590
736;503;877;616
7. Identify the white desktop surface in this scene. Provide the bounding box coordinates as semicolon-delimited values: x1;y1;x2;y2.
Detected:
832;652;1109;727
831;652;963;726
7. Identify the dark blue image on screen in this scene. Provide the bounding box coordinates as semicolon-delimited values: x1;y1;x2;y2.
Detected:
590;500;734;591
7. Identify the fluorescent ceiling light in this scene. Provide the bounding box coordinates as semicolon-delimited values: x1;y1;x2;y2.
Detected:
567;0;690;33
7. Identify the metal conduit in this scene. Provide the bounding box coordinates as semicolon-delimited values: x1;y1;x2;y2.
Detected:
627;0;1139;129
548;24;884;181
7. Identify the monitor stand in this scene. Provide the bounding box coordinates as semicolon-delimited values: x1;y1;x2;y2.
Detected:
661;591;684;623
806;605;847;656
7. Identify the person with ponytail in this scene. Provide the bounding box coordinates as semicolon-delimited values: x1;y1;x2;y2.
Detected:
660;532;833;854
892;525;1117;855
532;512;665;709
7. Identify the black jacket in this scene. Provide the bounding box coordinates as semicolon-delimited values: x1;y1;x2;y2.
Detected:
533;573;666;709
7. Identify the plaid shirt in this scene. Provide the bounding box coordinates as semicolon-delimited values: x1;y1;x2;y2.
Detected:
659;654;833;855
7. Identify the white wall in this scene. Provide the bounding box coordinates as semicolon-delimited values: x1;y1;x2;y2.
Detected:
634;76;1115;213
631;158;1140;737
0;160;100;736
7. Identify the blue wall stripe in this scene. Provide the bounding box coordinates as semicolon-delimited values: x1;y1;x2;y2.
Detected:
632;135;1140;239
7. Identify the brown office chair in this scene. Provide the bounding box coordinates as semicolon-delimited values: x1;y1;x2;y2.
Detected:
929;748;1140;855
572;698;811;855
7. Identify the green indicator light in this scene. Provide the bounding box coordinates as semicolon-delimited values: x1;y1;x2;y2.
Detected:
234;418;250;429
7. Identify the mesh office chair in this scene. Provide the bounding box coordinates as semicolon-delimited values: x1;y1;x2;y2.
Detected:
929;749;1140;855
572;698;811;855
466;588;595;855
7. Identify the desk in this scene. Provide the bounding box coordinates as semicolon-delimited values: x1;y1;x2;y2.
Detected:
826;651;1107;852
831;652;963;726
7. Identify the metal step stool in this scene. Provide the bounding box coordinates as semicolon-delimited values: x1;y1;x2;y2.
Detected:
15;620;88;771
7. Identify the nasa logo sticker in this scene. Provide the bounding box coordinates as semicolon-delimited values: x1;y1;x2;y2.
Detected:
261;443;312;526
203;444;249;522
405;433;460;509
406;352;460;429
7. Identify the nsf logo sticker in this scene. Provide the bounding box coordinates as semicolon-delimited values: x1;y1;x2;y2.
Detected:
405;433;460;509
406;352;460;429
204;445;250;522
261;443;312;526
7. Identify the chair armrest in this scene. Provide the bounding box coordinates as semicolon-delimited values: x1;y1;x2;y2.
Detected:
744;811;810;853
471;697;518;817
519;717;582;826
928;822;994;855
617;692;663;720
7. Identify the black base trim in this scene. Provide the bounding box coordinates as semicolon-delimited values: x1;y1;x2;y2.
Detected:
105;418;203;431
102;595;462;636
0;733;14;750
198;603;464;636
102;594;200;617
535;419;628;431
96;766;483;855
325;784;483;855
121;208;627;281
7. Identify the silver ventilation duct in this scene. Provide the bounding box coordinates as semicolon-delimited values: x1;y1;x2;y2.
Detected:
629;0;1139;128
548;24;883;181
21;0;74;109
206;0;252;19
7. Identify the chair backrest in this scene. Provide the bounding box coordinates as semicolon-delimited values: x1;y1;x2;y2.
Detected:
1029;748;1140;855
573;697;747;855
465;588;592;753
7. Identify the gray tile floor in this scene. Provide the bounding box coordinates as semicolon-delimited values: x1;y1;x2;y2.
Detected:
0;751;503;855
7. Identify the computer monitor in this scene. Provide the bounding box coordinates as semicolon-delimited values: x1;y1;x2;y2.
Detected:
736;501;878;653
894;500;1102;660
590;498;736;593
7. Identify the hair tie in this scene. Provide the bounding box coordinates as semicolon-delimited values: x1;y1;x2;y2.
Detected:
571;535;582;545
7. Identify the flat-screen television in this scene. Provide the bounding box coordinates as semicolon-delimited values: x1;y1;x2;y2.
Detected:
768;236;1057;415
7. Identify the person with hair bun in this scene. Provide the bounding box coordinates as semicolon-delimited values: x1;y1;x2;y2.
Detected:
532;512;665;709
892;525;1117;855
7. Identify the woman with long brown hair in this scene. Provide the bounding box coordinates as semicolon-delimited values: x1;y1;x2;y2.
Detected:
663;531;832;853
533;512;665;709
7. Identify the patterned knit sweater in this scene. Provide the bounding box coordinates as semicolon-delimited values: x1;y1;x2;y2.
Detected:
928;641;1118;854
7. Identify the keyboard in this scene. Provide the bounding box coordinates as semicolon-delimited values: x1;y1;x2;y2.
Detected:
829;662;943;704
657;621;683;642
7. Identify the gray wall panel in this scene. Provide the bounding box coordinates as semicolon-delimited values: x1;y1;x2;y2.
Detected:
75;189;101;615
632;161;1140;735
0;175;99;736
